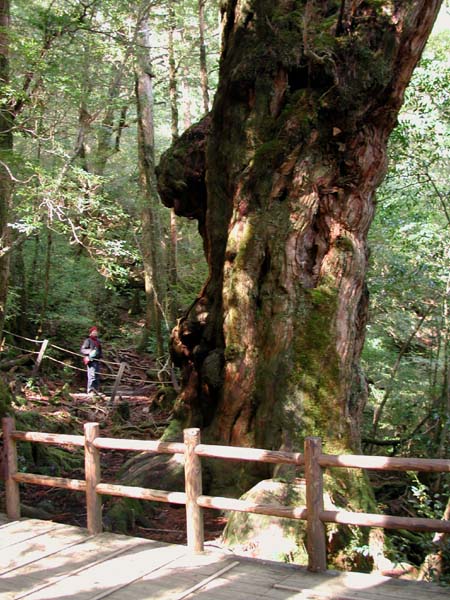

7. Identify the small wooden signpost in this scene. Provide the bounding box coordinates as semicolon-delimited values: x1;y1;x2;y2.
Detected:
32;339;49;375
109;362;126;405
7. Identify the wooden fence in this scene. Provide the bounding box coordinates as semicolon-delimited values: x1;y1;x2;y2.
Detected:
2;416;450;572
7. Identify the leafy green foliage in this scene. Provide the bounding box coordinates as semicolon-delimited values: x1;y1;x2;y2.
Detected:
4;0;216;343
362;29;450;580
362;31;450;457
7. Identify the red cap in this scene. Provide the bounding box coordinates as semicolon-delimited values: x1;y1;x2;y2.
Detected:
89;326;98;334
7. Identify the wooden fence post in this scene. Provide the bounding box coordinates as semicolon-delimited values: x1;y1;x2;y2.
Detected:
184;428;204;552
84;422;102;534
2;417;21;520
109;362;126;406
305;436;327;572
32;339;49;376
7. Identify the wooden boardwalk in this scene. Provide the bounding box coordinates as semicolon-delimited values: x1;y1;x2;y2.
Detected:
0;515;447;600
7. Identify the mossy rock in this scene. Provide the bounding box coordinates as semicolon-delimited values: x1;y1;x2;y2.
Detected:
15;409;80;435
103;498;152;534
12;409;83;478
222;478;337;564
17;439;83;477
103;452;189;534
160;418;183;442
222;478;385;571
118;452;186;491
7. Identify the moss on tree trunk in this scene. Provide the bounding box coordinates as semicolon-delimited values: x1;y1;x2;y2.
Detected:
157;1;442;501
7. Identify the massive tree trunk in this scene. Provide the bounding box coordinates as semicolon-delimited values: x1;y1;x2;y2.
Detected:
158;1;442;470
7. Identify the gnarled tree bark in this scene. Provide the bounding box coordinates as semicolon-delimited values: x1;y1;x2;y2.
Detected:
157;1;442;483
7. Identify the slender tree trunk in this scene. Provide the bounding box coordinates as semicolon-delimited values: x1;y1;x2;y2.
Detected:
114;104;128;153
38;228;52;335
63;17;136;178
181;65;192;130
371;307;432;441
168;1;179;142
93;64;127;176
135;17;165;356
27;235;40;300
158;1;442;471
435;275;450;463
93;53;135;176
167;0;179;323
10;244;28;337
0;0;12;335
424;274;450;492
75;42;93;172
54;42;94;186
198;0;209;113
168;210;178;322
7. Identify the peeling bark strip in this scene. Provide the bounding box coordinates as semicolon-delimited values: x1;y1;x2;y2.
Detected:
157;2;442;461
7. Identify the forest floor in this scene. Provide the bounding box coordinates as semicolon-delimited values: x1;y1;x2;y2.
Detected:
4;349;228;547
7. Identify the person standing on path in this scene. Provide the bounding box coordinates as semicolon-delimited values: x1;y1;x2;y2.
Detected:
80;326;103;395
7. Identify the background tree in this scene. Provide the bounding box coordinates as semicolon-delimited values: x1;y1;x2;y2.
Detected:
198;0;209;113
135;5;166;355
0;0;13;335
167;0;180;323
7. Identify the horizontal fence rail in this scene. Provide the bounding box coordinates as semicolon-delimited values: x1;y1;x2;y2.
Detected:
2;417;450;573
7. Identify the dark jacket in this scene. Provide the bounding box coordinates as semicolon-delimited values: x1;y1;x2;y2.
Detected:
81;336;103;361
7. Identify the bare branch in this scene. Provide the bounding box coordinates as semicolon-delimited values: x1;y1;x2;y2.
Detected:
0;161;35;184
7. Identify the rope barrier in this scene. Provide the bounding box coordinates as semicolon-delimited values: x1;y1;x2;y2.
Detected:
126;362;170;376
49;342;135;369
3;330;168;370
49;342;122;367
44;355;87;373
44;355;162;385
2;328;174;388
1;343;39;355
48;345;169;381
117;375;161;385
124;363;149;372
49;343;83;358
39;356;163;388
2;329;44;344
99;356;130;368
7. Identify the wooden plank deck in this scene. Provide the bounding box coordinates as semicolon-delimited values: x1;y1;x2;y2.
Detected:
0;514;447;600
